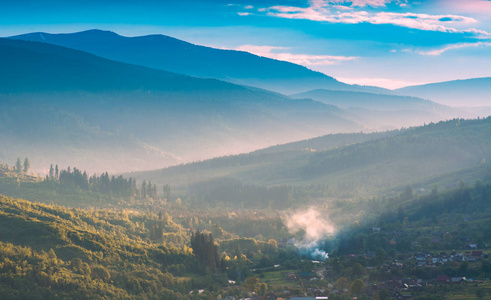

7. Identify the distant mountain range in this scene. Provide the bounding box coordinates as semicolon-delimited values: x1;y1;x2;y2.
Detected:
393;77;491;107
9;29;388;95
9;30;489;108
290;89;459;129
1;31;486;173
0;38;360;173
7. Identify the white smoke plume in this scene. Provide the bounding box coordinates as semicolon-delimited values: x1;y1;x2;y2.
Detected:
285;206;336;260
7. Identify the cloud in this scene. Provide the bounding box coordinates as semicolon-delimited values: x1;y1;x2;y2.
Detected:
235;45;358;65
436;0;491;15
415;41;491;56
250;0;489;36
327;0;394;7
336;77;425;89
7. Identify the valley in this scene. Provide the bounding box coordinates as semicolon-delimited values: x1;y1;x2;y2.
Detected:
1;17;490;300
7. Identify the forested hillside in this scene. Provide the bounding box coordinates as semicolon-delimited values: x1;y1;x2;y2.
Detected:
129;117;491;204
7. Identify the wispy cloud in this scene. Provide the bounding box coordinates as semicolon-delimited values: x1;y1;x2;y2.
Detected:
242;0;489;36
235;45;358;65
325;0;395;7
336;77;425;89
415;42;491;55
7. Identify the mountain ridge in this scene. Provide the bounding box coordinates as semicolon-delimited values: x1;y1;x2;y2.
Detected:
393;77;491;107
8;29;389;94
0;37;360;173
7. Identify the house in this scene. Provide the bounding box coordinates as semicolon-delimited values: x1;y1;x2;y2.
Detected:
451;277;466;284
463;244;477;250
472;251;483;257
437;275;448;283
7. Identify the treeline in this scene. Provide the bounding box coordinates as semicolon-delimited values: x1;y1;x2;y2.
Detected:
0;157;30;175
188;177;309;209
45;164;160;199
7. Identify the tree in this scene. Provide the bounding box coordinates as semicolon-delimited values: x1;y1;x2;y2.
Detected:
190;230;220;273
243;276;259;293
23;157;30;173
350;279;365;295
378;289;390;300
400;185;413;200
141;180;147;198
15;157;22;173
336;277;348;292
351;263;364;279
258;283;268;296
163;184;171;200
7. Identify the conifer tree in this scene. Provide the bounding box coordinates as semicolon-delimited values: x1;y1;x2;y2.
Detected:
141;180;147;198
23;157;30;173
15;157;22;173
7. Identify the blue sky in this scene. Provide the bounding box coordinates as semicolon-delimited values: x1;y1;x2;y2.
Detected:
1;0;490;89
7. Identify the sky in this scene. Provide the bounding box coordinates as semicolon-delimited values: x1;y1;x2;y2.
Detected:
1;0;490;89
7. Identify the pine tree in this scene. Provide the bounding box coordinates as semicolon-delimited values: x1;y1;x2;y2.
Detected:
15;157;22;173
190;230;220;273
23;157;30;173
49;164;54;179
141;180;147;198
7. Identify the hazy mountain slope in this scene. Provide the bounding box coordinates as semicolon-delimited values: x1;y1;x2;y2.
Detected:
129;118;491;199
0;38;360;173
0;103;182;173
393;77;491;107
253;131;398;154
291;89;462;129
9;30;389;94
291;89;440;110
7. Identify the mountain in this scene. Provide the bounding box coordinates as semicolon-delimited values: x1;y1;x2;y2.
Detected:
0;38;360;173
393;77;491;107
290;89;460;129
9;29;389;95
127;117;491;203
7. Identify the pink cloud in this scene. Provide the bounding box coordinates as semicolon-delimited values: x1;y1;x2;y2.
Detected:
415;42;491;56
260;0;489;36
235;45;358;65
